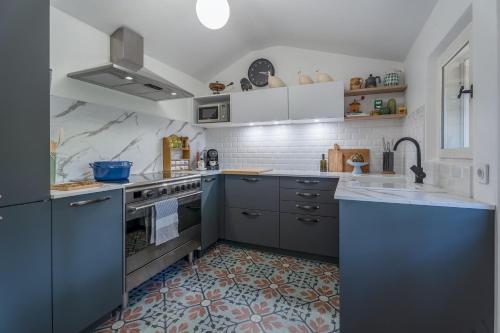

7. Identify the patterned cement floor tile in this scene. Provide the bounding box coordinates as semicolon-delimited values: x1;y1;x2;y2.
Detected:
94;243;340;333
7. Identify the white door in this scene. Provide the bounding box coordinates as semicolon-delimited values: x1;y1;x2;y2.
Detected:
230;87;288;123
288;81;344;120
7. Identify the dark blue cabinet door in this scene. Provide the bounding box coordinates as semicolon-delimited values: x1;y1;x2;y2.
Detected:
201;176;220;250
52;190;123;333
0;201;52;333
0;0;49;207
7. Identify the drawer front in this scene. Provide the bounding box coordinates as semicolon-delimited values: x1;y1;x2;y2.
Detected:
280;188;336;204
280;213;339;257
225;175;279;211
280;200;339;217
225;208;279;248
280;176;339;191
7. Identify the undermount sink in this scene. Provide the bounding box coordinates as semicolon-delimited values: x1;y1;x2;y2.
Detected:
345;176;446;193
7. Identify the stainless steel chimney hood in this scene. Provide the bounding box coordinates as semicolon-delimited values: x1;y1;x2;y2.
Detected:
67;27;193;101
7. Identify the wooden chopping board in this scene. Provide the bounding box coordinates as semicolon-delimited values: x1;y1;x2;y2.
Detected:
328;145;370;173
51;181;102;191
222;168;273;175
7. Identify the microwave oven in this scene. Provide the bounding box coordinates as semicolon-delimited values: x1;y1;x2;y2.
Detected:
197;103;230;123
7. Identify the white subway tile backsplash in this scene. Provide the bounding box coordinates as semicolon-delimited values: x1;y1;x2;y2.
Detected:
205;120;405;174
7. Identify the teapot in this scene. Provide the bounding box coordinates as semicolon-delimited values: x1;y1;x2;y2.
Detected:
365;74;381;88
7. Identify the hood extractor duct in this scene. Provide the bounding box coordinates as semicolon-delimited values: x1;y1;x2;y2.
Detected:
67;27;193;101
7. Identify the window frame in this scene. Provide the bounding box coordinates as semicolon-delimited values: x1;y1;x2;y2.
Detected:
437;25;473;159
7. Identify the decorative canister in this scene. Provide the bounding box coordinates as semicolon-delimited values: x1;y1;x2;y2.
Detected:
383;72;400;86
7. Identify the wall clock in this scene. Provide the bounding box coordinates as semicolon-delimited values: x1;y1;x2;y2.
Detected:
248;58;275;87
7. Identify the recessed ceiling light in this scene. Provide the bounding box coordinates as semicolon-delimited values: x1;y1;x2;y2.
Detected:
314;119;320;123
249;123;255;126
196;0;230;30
273;121;279;125
171;92;177;96
124;76;133;81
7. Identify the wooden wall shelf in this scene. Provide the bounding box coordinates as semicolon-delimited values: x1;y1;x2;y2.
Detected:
345;85;407;97
344;114;407;121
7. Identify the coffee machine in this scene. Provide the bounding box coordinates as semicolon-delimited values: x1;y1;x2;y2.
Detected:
205;149;219;170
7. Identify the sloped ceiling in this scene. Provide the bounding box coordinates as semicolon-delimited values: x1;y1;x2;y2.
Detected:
51;0;437;82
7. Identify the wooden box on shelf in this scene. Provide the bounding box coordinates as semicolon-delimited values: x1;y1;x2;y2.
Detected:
163;135;191;172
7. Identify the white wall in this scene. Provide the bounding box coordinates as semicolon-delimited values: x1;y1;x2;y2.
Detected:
204;45;407;173
404;0;499;205
404;0;499;331
209;45;404;91
50;7;208;122
206;120;404;174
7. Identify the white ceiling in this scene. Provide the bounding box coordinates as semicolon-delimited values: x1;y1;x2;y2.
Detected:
51;0;437;82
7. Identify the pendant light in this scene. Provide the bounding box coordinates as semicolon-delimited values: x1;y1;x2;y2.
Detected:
196;0;230;30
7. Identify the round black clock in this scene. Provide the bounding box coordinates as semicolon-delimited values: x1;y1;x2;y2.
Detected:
248;58;275;87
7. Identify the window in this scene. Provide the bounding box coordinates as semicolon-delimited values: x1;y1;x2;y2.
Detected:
439;26;472;158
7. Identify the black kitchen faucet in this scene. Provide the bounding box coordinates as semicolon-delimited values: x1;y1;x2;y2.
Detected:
393;137;426;184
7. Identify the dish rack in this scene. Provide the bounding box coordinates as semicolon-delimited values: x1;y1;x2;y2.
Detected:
162;135;191;172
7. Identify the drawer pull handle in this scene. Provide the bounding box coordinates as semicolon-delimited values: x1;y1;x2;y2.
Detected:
296;217;320;223
296;180;320;185
242;211;262;217
242;177;259;182
296;204;320;210
296;192;320;198
204;178;216;183
70;196;111;207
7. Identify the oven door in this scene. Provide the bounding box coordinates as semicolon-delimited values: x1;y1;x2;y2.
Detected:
125;192;201;274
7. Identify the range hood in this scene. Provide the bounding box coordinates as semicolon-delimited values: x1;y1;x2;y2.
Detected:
67;27;193;101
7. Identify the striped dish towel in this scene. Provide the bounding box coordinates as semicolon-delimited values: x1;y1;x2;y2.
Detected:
154;198;179;246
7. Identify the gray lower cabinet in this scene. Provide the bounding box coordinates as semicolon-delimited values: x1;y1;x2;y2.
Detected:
201;175;221;250
279;176;339;257
280;177;338;191
280;200;339;217
280;213;339;257
0;201;52;333
225;175;279;211
52;190;123;333
340;200;495;333
225;208;279;248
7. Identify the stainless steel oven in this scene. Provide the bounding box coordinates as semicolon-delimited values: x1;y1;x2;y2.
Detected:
123;175;202;297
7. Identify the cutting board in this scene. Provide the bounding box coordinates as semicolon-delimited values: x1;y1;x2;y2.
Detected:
51;181;102;191
222;168;273;175
328;146;370;172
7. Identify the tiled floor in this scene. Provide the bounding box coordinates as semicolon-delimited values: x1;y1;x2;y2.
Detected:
95;243;340;333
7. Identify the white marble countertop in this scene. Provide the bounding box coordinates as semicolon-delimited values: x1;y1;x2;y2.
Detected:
50;183;124;199
50;170;495;210
335;175;495;210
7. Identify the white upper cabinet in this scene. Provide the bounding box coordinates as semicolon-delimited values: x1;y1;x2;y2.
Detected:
230;87;288;123
288;81;344;120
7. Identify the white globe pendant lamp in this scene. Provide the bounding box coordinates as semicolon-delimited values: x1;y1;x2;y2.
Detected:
196;0;230;30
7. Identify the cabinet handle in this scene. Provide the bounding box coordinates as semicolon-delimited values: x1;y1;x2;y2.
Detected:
242;211;262;217
69;196;111;207
187;205;201;210
296;217;320;223
296;204;320;210
296;179;320;185
241;177;259;182
204;177;216;183
296;192;320;198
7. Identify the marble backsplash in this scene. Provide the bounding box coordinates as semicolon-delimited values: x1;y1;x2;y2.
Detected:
50;95;206;183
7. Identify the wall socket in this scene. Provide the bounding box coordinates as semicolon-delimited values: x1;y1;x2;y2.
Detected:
476;163;489;184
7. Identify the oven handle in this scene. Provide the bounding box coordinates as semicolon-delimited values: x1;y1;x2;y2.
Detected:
127;191;203;212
